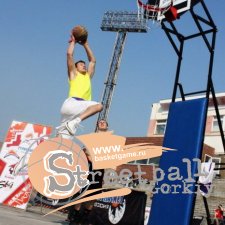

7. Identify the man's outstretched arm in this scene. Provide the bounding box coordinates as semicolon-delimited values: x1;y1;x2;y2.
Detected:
67;35;76;80
83;41;96;78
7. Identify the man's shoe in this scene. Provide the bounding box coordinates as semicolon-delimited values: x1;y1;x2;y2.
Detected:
57;128;73;140
66;118;81;135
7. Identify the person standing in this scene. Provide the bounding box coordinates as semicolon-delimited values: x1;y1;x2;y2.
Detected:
67;119;109;225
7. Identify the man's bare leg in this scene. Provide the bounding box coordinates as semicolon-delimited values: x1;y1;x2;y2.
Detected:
66;103;103;135
79;103;103;121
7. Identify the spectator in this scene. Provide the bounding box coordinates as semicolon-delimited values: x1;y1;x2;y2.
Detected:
67;119;108;225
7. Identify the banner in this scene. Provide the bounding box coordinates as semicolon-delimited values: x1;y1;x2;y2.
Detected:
90;190;147;225
0;121;52;209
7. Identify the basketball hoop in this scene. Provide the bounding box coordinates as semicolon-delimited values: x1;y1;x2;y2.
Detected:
137;0;172;12
137;0;174;26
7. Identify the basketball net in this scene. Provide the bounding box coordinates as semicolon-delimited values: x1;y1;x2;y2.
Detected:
137;0;173;29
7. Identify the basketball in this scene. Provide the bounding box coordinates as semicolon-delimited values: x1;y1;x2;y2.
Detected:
72;25;88;44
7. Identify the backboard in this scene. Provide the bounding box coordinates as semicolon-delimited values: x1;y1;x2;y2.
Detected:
138;0;200;22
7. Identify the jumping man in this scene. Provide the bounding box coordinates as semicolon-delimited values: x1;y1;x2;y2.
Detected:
57;31;103;138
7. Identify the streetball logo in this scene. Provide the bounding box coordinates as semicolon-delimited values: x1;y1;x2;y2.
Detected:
28;132;169;214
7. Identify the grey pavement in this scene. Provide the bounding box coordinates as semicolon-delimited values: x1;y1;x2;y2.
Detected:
0;205;68;225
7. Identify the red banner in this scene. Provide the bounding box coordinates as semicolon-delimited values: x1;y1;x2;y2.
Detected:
0;121;52;209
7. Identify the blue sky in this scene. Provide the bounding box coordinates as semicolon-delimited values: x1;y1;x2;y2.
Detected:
0;0;224;140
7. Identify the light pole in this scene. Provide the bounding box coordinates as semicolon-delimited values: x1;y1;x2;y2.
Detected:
96;11;148;131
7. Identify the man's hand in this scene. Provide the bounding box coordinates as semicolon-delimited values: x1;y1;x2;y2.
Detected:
68;34;76;43
80;40;88;46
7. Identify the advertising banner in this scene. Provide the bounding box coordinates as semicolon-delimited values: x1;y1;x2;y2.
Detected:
0;121;52;209
90;190;147;225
